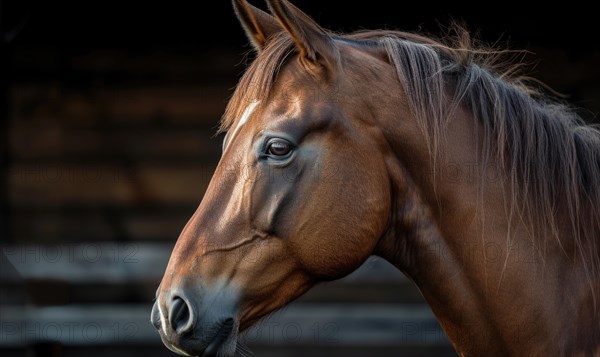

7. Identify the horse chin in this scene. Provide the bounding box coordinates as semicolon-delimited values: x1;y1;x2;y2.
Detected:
164;342;195;357
160;319;240;357
202;323;240;357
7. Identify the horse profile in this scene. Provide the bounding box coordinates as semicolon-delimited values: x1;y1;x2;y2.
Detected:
151;1;600;355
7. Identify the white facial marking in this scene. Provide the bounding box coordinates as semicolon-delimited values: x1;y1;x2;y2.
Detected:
158;301;169;336
223;101;260;153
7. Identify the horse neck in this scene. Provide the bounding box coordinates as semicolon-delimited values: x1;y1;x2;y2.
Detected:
372;100;600;354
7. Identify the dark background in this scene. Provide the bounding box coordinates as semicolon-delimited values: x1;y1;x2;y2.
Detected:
1;1;599;356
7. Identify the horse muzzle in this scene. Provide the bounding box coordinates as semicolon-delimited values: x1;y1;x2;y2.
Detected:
151;283;240;357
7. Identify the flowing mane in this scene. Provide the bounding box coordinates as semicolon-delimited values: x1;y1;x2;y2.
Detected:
222;26;600;285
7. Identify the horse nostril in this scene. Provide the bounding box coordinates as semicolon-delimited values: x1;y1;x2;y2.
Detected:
169;296;194;334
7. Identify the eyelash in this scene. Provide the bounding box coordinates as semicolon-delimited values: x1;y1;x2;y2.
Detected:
261;138;296;161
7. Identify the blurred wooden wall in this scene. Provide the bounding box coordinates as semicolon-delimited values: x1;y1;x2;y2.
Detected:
1;1;599;356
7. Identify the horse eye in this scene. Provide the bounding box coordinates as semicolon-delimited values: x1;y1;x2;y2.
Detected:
267;139;293;157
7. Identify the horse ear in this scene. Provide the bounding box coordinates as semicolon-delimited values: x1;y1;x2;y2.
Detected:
232;0;282;52
266;0;339;72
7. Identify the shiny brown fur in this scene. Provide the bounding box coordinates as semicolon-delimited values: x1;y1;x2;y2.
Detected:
153;1;600;356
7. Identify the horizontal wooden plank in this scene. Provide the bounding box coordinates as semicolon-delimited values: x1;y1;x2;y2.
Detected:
10;85;232;124
9;123;223;161
0;303;449;348
241;345;457;357
2;243;171;284
2;246;425;303
8;164;213;206
2;246;404;285
9;211;190;243
0;345;456;357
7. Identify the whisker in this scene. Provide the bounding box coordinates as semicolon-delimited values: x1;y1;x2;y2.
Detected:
235;340;253;357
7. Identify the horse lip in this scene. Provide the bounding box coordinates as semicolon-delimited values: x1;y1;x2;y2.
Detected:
159;317;235;357
200;318;235;357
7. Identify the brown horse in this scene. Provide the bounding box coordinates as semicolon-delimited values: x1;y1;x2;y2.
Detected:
151;1;600;355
